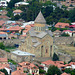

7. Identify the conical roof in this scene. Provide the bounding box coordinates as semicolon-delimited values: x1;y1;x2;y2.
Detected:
35;11;46;24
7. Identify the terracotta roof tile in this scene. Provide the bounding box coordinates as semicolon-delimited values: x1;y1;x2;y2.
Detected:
55;22;69;28
0;20;5;26
63;30;72;33
42;60;55;65
0;58;7;62
13;9;23;13
61;72;70;75
11;70;27;75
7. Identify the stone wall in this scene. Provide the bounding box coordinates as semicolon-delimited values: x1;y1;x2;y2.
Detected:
54;37;74;45
0;49;34;63
0;39;23;46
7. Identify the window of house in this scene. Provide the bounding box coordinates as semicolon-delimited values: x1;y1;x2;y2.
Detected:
59;25;62;28
1;2;5;4
67;2;69;3
46;49;48;53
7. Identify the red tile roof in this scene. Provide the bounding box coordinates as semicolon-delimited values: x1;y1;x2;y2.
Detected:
0;58;7;62
55;22;69;28
18;62;38;69
69;62;75;65
23;30;28;33
0;26;22;31
0;32;7;34
0;15;9;19
42;60;55;65
13;10;23;13
53;30;61;33
61;72;70;75
69;25;75;28
0;20;5;26
11;70;27;75
63;30;72;33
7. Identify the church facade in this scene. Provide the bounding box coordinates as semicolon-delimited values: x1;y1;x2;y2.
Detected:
19;11;54;57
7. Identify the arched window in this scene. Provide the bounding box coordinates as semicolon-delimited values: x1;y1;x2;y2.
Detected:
46;49;48;53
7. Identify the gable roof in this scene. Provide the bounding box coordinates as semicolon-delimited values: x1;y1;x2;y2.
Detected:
35;11;46;24
61;72;70;75
0;20;5;26
69;25;75;28
53;30;61;33
13;9;23;13
11;70;27;75
42;60;55;65
63;30;72;33
0;58;7;62
55;22;69;28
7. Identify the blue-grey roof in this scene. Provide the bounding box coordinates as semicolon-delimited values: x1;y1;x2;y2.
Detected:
29;28;47;38
31;38;37;43
11;50;35;56
33;42;41;47
29;28;36;37
46;30;53;37
0;34;7;37
36;31;47;38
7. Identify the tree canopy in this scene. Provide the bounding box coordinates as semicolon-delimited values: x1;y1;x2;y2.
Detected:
0;42;5;50
46;65;61;75
0;69;8;75
52;53;59;61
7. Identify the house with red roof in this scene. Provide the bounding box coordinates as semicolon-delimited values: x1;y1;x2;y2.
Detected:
0;32;8;40
13;9;23;16
0;15;9;20
17;62;39;75
0;26;24;33
69;25;75;28
0;58;8;64
11;70;27;75
61;72;71;75
53;30;61;37
0;58;11;75
55;22;69;28
62;30;73;37
41;60;55;72
41;60;67;72
0;20;5;26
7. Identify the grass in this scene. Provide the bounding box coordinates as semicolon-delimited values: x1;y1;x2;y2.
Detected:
4;46;16;53
8;59;17;65
56;45;75;56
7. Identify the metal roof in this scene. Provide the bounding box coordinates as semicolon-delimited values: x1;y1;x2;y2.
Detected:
0;34;7;37
33;42;41;47
11;50;35;56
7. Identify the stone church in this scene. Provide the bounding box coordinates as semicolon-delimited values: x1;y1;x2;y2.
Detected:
19;11;54;57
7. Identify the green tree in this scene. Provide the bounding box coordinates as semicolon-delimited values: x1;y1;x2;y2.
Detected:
39;69;46;74
12;15;20;20
61;33;70;37
64;68;71;74
69;8;75;22
51;26;57;32
52;53;59;61
0;69;8;75
8;0;22;8
59;18;71;24
46;65;61;75
0;42;5;50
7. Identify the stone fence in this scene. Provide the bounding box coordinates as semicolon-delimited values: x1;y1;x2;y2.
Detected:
0;39;24;46
54;37;75;45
